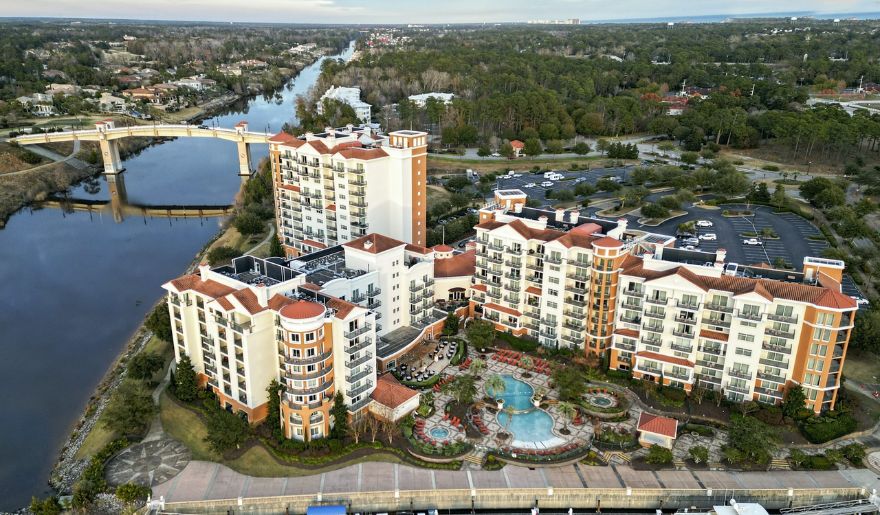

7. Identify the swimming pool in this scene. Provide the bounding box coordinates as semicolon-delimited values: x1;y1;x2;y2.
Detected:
490;375;561;447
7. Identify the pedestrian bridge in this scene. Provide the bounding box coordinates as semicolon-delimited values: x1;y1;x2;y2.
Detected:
13;119;271;175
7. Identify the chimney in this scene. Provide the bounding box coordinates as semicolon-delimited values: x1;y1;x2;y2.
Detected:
198;262;210;277
513;201;523;213
538;215;549;225
555;208;565;222
345;123;354;133
616;218;628;232
715;248;727;269
363;239;373;250
568;208;580;224
255;282;270;305
304;131;315;141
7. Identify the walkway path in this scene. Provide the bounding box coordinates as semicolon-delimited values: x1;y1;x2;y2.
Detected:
151;459;879;505
1;140;89;176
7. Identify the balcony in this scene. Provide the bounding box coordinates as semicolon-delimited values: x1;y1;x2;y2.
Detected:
348;396;373;413
621;301;642;311
767;313;798;324
544;255;563;265
345;338;372;355
566;298;587;308
676;300;699;310
697;374;721;385
346;366;373;383
699;345;723;356
635;365;662;376
567;272;590;281
738;311;762;322
367;299;382;309
672;329;694;339
706;302;734;313
833;344;845;359
614;340;636;352
726;383;751;395
757;371;786;384
345;324;372;340
670;342;693;353
754;386;784;399
703;318;731;328
675;315;697;325
765;327;795;339
641;336;662;346
539;330;557;340
486;290;502;300
523;309;540;320
727;368;752;380
759;357;790;369
561;333;582;345
642;322;663;332
284;366;331;382
761;342;791;354
620;314;642;324
367;288;382;297
667;370;691;381
288;380;334;397
349;380;374;398
643;310;666;320
623;289;645;298
279;348;332;366
563;320;585;331
565;284;587;295
696;359;723;370
645;296;668;306
345;352;373;369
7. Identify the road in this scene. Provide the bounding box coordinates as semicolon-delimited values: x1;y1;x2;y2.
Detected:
1;140;89;177
433;134;660;161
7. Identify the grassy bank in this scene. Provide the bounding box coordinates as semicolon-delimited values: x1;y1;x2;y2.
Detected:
427;155;633;174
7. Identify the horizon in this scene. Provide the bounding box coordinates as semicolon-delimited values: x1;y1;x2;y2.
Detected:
2;1;880;25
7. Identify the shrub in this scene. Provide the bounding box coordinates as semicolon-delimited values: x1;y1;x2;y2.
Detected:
103;380;156;437
841;443;866;466
128;351;164;381
682;423;714;437
116;483;151;504
646;445;674;465
641;203;670;219
145;300;173;342
496;331;538;352
28;496;62;515
799;411;857;443
207;245;242;265
233;210;265;235
689;445;709;464
204;406;250;453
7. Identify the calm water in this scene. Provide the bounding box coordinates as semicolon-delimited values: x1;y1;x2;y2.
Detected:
0;41;354;509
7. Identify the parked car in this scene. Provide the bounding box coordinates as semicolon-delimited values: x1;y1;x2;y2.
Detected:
513;173;522;178
683;237;700;247
490;152;501;157
851;296;870;306
524;182;537;188
696;220;713;228
540;181;554;187
198;124;210;129
699;233;717;241
676;232;695;240
743;238;763;245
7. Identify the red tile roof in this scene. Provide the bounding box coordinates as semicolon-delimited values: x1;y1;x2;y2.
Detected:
638;412;678;439
337;147;388;160
327;297;358;319
622;260;856;310
614;328;640;338
371;374;419;409
525;286;542;295
279;300;325;320
268;132;300;144
471;284;488;292
483;302;522;317
475;218;605;251
510;140;524;149
699;329;729;342
405;243;432;255
636;351;694;368
434;249;476;278
230;289;264;315
592;236;624;248
344;233;406;254
432;244;453;252
302;239;327;250
166;274;236;299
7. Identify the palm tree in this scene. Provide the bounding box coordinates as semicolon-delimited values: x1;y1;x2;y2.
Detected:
485;374;506;408
519;355;534;371
557;401;577;431
502;405;516;436
443;374;478;406
470;358;486;376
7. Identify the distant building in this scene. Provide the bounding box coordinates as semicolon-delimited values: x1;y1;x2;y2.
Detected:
317;86;372;122
509;139;525;158
98;92;127;113
408;92;454;107
45;83;80;95
637;413;678;449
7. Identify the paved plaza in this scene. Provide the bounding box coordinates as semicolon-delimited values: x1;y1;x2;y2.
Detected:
151;459;880;504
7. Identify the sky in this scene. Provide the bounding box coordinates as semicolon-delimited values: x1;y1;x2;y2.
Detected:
1;0;879;24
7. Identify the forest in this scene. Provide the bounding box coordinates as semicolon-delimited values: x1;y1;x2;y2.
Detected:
299;21;880;162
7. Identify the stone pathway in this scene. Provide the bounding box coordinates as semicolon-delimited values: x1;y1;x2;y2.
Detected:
105;438;191;487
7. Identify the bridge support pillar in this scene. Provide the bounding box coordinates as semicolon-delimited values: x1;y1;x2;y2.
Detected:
99;139;124;175
237;140;252;178
106;173;128;223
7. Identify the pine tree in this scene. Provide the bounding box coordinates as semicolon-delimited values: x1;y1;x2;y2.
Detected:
175;354;199;402
266;379;284;440
329;391;349;440
269;235;284;257
771;183;787;208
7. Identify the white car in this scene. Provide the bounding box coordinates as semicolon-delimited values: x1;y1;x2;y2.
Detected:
524;182;537;188
490;152;501;157
513;173;522;178
851;296;870;306
699;233;717;241
540;181;554;187
696;220;713;228
743;238;763;246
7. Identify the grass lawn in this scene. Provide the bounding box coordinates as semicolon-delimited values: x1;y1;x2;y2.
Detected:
843;351;880;385
160;392;221;461
226;445;407;477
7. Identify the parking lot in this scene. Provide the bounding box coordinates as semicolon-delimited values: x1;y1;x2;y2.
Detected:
487;166;632;200
629;203;864;300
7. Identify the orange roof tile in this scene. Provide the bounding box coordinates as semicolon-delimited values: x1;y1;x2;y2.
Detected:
405;243;432;255
471;284;488;292
337;147;388;160
592;236;624;248
215;297;234;311
525;286;542;295
279;300;325;320
510;140;524;149
483;302;522;317
166;273;236;299
614;328;640;338
434;249;476;278
344;233;406;254
268;132;300;144
638;412;678;439
267;293;295;311
636;351;694;368
699;329;729;342
230;289;264;315
371;374;419;409
302;239;327;250
432;244;453;252
327;297;358;319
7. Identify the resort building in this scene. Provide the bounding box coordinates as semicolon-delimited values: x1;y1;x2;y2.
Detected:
269;126;429;256
470;190;856;413
317;85;372;122
162;231;455;438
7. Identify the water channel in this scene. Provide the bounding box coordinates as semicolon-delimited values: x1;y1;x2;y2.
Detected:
0;41;354;508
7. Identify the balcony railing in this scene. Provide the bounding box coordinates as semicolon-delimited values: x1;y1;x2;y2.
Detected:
767;313;798;324
703;318;731;328
696;359;723;370
754;386;784;398
623;289;645;298
279;347;332;366
635;365;662;376
676;300;699;310
346;366;373;384
287;380;334;397
672;329;694;339
345;324;372;340
738;311;762;321
706;303;734;313
614;340;636;352
643;310;665;319
641;336;662;346
727;368;752;380
699;346;723;356
345;338;372;355
761;342;791;354
670;343;693;353
757;371;786;384
759;357;790;369
645;296;668;305
620;314;642;325
726;383;751;395
349;380;374;398
765;327;795;339
675;316;697;325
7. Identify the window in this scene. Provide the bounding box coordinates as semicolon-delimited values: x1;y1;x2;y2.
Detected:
742;304;760;316
305;332;315;342
810;343;827;356
807;358;825;372
735;347;752;357
812;327;831;342
775;305;793;317
737;333;755;343
817;312;835;326
291;333;301;343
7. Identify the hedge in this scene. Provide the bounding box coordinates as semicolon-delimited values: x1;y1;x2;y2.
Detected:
799;411;857;443
496;332;538;352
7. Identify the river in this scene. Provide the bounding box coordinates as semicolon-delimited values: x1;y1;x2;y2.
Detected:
0;41;354;509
